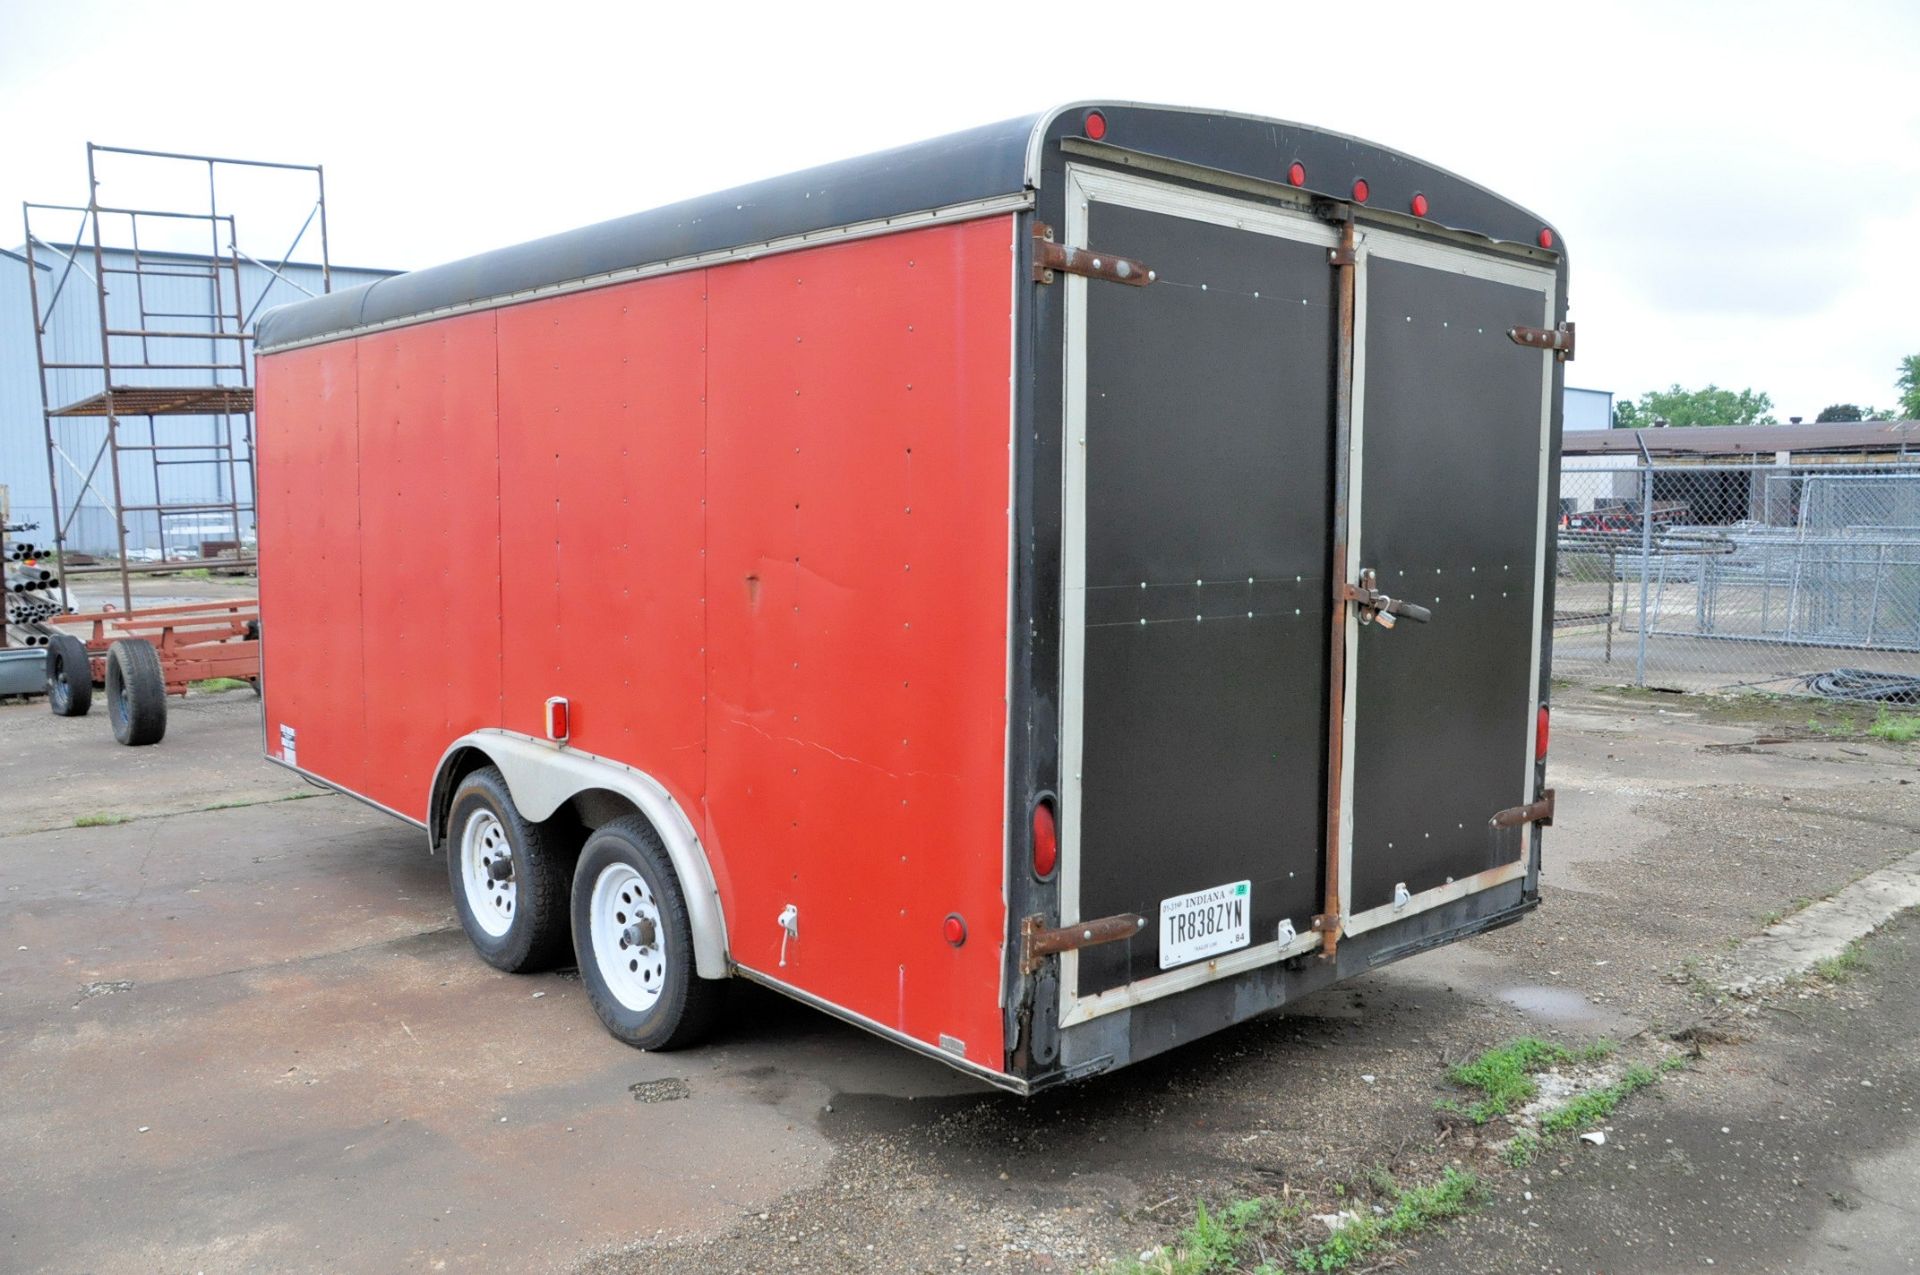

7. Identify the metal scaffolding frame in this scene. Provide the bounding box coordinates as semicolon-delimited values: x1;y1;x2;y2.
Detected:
20;143;331;615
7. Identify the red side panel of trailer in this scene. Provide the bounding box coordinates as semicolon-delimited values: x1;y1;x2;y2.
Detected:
259;341;367;794
258;215;1014;1065
705;217;1014;1063
355;313;506;816
494;273;710;812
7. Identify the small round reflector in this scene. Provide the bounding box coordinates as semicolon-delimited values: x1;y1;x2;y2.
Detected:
1032;799;1058;879
1352;178;1370;204
1411;192;1429;217
1538;227;1555;250
1287;160;1306;187
1083;110;1108;141
943;913;967;947
1536;705;1551;760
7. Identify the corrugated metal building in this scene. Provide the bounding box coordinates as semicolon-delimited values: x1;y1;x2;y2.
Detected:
0;246;394;552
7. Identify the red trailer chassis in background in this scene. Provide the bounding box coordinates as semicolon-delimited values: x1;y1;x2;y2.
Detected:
255;104;1566;1091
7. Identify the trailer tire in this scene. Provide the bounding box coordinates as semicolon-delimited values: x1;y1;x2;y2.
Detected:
105;639;166;745
46;634;93;717
447;766;571;973
572;816;722;1051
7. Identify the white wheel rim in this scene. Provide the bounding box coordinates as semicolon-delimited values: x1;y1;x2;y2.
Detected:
590;862;667;1013
459;809;516;938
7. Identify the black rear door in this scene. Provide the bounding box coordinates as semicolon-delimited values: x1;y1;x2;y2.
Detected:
1058;169;1339;1024
1339;232;1556;937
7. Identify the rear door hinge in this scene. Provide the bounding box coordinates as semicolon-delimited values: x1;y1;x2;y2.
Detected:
1508;322;1575;361
1032;222;1155;287
1490;788;1555;829
1020;911;1147;974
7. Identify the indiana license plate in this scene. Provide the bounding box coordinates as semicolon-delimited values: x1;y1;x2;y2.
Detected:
1158;880;1251;969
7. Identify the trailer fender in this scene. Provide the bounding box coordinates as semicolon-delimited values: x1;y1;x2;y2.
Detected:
428;730;730;979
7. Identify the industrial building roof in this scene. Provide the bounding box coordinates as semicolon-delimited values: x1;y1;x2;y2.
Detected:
1563;421;1920;458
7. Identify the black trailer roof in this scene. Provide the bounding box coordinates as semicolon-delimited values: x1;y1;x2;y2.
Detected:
256;103;1559;352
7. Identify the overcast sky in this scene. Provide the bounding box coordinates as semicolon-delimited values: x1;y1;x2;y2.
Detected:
4;0;1916;421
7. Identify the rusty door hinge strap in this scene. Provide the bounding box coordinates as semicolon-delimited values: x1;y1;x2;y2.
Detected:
1031;222;1155;287
1490;788;1555;829
1508;322;1575;361
1020;912;1146;973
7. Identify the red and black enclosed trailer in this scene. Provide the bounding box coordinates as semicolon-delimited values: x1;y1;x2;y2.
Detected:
254;103;1567;1093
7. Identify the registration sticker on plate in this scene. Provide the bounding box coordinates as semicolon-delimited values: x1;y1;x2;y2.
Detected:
1159;880;1251;970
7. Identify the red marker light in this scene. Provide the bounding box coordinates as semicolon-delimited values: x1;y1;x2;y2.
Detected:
545;696;570;743
1032;799;1058;879
1287;160;1306;187
1352;178;1370;204
1538;227;1555;250
1083;110;1107;141
943;913;967;947
1411;192;1429;217
1536;705;1551;760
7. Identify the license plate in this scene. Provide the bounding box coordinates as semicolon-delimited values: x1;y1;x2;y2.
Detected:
1159;880;1251;969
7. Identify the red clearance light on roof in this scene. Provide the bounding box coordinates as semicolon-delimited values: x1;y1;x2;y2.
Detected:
1538;227;1555;250
1032;798;1058;879
1287;160;1306;187
545;696;571;743
1410;192;1429;217
1083;110;1108;141
1352;178;1370;204
1536;704;1550;760
943;913;968;947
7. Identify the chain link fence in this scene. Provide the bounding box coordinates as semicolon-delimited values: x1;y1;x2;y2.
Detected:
1554;461;1920;702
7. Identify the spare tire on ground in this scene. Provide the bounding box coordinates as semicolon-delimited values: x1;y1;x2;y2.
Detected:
106;638;167;746
45;633;93;717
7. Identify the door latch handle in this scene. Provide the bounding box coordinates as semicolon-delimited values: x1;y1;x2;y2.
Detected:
1338;569;1433;629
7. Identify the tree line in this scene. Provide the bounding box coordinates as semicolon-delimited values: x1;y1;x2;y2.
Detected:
1611;354;1920;428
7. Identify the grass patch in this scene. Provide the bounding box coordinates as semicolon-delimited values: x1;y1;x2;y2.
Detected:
1814;942;1868;982
177;567;212;580
73;813;129;828
190;677;251;693
1868;706;1920;743
1538;1064;1659;1136
1291;1169;1485;1273
1441;1037;1615;1123
1114;1197;1271;1274
1501;1129;1540;1167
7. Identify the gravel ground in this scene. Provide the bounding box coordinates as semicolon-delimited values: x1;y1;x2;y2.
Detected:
576;686;1920;1273
2;683;1914;1273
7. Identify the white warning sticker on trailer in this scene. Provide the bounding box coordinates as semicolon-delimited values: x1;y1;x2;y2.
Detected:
279;723;297;767
1159;879;1251;969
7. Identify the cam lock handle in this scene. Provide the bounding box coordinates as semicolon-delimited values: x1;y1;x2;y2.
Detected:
1341;568;1433;630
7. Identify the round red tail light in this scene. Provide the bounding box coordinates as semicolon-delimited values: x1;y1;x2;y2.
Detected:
943;913;967;947
1538;227;1555;249
1536;705;1551;760
1410;192;1429;217
1032;799;1058;879
1351;178;1370;204
1083;110;1108;141
1287;160;1306;187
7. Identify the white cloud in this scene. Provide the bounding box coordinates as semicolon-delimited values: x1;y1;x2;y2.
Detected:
3;0;1915;415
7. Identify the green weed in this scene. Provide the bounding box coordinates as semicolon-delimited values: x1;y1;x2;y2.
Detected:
72;813;129;828
190;677;251;693
1815;942;1868;982
1115;1197;1269;1275
1291;1169;1485;1272
1868;707;1920;743
1538;1064;1660;1135
1443;1037;1615;1123
1502;1130;1541;1167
